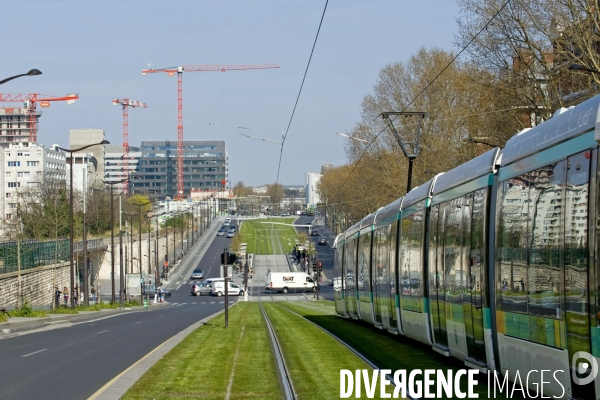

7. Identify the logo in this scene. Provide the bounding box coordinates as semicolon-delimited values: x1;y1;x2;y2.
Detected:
283;276;294;282
572;351;598;386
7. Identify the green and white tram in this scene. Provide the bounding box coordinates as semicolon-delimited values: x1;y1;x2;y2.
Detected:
333;93;600;399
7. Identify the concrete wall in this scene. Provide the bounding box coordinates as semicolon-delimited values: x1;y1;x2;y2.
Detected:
0;262;70;306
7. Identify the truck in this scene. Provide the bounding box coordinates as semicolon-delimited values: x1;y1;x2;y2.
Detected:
266;272;317;294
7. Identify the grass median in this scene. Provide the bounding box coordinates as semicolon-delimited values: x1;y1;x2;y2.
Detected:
123;302;282;400
280;301;519;400
262;302;395;399
240;218;298;254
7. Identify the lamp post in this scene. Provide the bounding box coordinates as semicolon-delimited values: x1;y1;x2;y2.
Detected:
0;69;42;86
102;178;127;304
59;140;109;308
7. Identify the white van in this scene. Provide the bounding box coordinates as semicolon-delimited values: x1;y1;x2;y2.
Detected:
266;272;317;294
212;280;244;296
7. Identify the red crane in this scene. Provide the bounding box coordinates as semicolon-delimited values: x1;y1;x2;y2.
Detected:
0;93;79;143
141;64;280;199
112;98;147;196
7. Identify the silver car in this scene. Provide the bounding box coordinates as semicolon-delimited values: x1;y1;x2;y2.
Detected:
191;269;204;279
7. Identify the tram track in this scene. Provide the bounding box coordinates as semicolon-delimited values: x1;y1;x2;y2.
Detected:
274;302;415;400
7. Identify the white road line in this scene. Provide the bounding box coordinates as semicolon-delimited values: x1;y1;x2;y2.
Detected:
97;330;109;334
135;322;142;324
159;315;164;317
210;302;215;304
192;302;197;304
22;349;47;357
219;301;224;304
201;302;207;304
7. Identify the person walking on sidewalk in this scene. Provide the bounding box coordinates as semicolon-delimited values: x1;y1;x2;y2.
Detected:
54;287;62;309
158;287;163;303
73;288;79;306
91;286;96;302
63;286;69;306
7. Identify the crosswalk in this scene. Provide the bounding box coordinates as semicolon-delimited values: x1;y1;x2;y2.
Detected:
166;300;236;306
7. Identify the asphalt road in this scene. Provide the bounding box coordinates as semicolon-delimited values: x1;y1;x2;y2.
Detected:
0;220;239;400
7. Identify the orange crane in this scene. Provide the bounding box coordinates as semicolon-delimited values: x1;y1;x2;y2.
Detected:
0;93;79;143
112;98;147;196
141;64;279;199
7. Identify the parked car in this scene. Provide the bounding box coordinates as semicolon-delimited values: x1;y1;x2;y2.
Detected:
310;230;319;236
226;229;235;238
230;225;237;231
190;269;204;279
141;284;171;297
318;238;327;245
224;221;231;227
217;229;225;236
191;282;212;296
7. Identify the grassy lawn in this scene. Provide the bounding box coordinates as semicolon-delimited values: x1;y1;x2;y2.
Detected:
123;302;282;400
263;303;395;399
280;301;519;400
240;218;299;255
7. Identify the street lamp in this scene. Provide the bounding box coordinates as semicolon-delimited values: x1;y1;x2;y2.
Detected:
568;64;600;75
59;139;109;309
0;69;42;86
102;177;127;305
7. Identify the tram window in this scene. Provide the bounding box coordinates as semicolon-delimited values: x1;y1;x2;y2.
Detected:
400;211;424;312
497;175;530;314
357;232;372;302
444;197;465;303
528;161;565;319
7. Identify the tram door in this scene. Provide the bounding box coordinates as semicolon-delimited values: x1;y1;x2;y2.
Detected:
565;151;594;400
464;191;486;363
429;204;448;347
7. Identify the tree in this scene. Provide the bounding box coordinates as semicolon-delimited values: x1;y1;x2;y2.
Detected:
264;183;285;214
232;181;253;198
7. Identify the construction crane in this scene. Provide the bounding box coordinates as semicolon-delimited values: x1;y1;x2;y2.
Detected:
112;98;147;196
141;64;280;199
0;93;79;143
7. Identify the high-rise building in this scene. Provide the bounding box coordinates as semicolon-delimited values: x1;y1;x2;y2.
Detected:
0;108;42;147
306;172;322;206
104;144;141;193
0;142;66;228
137;140;227;199
321;164;333;174
69;128;106;186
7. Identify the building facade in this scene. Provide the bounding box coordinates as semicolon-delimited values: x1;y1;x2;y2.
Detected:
104;144;141;193
137;140;227;199
69;128;106;186
0;142;67;226
0;107;42;147
306;172;322;207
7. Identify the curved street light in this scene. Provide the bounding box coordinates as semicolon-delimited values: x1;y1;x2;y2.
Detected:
103;178;128;306
0;69;42;86
58;140;110;309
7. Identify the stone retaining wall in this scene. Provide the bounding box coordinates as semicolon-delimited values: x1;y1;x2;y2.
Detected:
0;262;70;306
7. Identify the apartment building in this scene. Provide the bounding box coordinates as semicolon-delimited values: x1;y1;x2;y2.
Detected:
0;107;42;147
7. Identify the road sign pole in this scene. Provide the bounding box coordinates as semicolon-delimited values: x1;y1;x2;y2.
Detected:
224;248;229;328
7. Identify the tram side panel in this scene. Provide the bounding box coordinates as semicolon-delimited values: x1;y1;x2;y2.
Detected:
334;243;346;316
344;236;359;319
495;142;598;399
357;229;375;324
399;205;432;345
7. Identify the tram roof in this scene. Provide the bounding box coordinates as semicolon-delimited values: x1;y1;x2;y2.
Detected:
432;148;500;195
359;209;379;230
502;94;600;166
345;220;362;238
403;174;440;208
374;197;403;224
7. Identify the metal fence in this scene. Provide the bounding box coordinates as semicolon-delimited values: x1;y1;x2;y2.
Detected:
0;238;109;275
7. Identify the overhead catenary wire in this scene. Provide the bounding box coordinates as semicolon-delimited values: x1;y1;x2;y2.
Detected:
330;0;513;203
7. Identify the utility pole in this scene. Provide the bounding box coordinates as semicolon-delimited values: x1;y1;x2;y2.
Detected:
223;248;229;328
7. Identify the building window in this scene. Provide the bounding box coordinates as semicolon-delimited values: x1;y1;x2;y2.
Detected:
7;161;19;167
5;172;10;177
5;193;11;198
26;161;39;167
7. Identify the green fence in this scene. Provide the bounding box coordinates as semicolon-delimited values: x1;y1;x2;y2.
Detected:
0;239;70;274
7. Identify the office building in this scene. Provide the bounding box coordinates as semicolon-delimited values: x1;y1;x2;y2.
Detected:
137;140;227;199
69;128;106;186
104;144;141;193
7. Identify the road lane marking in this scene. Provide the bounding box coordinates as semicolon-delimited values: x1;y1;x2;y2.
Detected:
192;302;197;304
22;349;47;357
201;302;206;304
135;322;142;324
97;330;109;334
210;302;215;304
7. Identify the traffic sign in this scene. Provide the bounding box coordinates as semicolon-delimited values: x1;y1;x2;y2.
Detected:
164;261;169;267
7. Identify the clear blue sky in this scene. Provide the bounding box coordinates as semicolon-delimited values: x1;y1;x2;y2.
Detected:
2;0;459;186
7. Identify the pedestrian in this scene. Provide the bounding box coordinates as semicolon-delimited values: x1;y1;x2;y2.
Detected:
63;286;69;306
158;286;163;303
519;278;525;292
54;287;62;308
91;286;96;302
73;288;79;306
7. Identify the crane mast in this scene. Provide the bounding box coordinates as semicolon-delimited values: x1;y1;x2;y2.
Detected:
112;98;147;196
142;63;279;200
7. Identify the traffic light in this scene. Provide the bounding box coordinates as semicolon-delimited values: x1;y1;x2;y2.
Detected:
221;252;237;265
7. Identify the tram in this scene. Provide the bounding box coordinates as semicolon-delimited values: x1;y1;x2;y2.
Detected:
332;93;600;399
